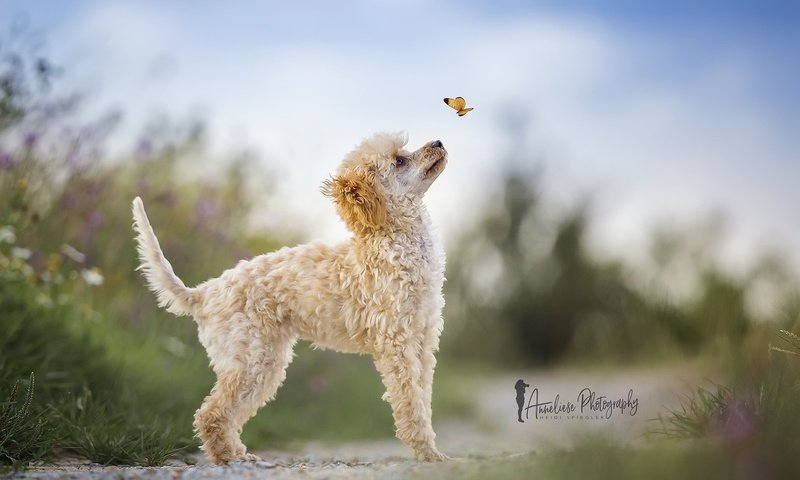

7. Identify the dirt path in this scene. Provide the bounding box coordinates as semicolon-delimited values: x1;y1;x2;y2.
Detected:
13;365;707;479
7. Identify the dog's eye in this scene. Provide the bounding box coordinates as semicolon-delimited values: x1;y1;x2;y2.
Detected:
395;156;407;167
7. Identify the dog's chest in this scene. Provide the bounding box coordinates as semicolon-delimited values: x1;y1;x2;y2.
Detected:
389;229;444;293
417;234;444;280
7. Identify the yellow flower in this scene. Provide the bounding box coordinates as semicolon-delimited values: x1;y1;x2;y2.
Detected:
16;178;28;191
47;253;63;273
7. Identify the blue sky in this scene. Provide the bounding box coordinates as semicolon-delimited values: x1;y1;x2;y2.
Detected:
4;0;799;273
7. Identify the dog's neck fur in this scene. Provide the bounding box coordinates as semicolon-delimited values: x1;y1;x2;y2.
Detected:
351;196;441;274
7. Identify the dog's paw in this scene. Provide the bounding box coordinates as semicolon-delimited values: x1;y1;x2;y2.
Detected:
242;452;262;462
415;448;450;462
226;452;262;464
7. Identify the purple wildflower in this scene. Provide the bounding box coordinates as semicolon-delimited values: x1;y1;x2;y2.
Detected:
85;181;102;199
136;178;151;194
712;397;759;444
59;192;77;211
23;132;38;148
0;152;14;170
65;152;80;168
155;190;177;206
80;211;104;249
79;125;96;143
136;139;153;157
195;196;219;221
86;211;104;228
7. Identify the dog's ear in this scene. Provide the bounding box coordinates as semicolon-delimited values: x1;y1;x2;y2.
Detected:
321;169;386;233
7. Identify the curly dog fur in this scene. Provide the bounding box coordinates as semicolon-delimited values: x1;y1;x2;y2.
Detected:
131;132;449;464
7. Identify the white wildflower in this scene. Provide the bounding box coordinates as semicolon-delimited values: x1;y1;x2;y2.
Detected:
0;225;15;243
81;268;104;286
35;292;53;308
163;336;189;358
11;247;32;259
61;244;87;263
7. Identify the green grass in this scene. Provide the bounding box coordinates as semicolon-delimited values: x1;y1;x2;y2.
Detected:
651;384;732;439
0;374;52;471
0;269;193;469
50;399;189;466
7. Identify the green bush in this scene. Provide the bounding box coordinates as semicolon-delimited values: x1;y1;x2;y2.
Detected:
0;266;193;468
443;170;799;366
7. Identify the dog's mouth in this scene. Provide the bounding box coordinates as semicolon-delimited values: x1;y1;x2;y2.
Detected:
424;154;447;179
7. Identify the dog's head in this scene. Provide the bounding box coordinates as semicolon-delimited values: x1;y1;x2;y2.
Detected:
322;132;447;234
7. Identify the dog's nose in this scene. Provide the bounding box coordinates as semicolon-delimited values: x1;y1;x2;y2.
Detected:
430;140;443;148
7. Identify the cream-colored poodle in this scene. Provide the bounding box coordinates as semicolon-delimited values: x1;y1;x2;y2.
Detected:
131;132;449;464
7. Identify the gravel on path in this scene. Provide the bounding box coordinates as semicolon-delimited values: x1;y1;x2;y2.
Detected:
12;365;708;479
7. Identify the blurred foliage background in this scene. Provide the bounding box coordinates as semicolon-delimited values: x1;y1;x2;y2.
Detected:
1;24;800;477
444;167;800;366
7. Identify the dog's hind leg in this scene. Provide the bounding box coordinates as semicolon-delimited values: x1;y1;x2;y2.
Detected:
194;333;296;464
193;375;242;464
231;334;296;459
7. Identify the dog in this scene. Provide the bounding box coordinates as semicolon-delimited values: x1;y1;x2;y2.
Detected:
132;132;449;463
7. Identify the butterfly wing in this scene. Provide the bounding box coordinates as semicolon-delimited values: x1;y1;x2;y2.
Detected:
444;97;467;111
456;107;474;117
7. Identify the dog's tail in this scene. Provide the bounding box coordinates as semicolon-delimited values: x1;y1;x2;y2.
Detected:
132;197;197;316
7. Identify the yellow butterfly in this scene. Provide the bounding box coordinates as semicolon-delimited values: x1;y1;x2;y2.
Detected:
443;96;473;116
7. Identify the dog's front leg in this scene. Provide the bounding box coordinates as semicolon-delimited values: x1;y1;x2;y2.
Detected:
374;340;447;462
418;325;447;458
